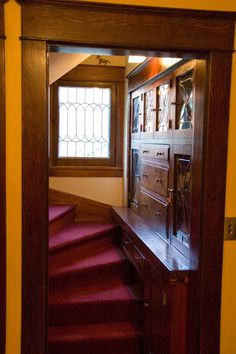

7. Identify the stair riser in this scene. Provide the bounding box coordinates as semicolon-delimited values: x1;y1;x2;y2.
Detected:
49;210;74;237
49;261;131;290
48;301;143;326
49;230;115;256
48;337;142;354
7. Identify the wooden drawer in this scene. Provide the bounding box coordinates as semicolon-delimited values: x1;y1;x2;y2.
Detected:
139;191;168;239
140;162;168;197
141;144;169;161
121;233;145;278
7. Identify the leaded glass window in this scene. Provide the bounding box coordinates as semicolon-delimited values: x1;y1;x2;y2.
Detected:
58;86;111;158
174;155;191;245
144;89;154;132
157;83;169;132
131;149;140;209
176;70;194;129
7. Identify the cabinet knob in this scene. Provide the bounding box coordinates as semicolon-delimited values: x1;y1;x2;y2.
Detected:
156;177;162;183
154;211;161;217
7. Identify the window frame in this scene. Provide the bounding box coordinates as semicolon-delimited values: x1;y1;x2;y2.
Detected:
49;65;124;177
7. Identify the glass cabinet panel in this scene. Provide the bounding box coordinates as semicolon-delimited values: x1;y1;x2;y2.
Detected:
131;149;140;210
176;70;194;130
156;83;169;132
174;155;191;245
144;89;154;132
132;96;141;133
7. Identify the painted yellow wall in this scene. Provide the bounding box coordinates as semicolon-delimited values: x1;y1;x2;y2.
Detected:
5;2;22;354
4;1;236;354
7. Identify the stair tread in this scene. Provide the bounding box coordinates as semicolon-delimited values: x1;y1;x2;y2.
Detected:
49;278;137;305
49;205;74;224
49;245;126;277
49;223;117;251
48;321;141;343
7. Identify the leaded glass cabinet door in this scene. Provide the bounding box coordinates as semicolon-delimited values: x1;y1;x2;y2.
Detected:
131;90;142;140
141;85;155;140
130;148;140;213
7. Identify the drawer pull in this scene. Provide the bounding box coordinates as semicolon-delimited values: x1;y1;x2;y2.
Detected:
142;173;148;178
142;150;149;154
124;239;131;245
154;211;162;216
156;177;162;183
144;302;150;308
156;151;165;156
135;256;142;262
141;202;148;207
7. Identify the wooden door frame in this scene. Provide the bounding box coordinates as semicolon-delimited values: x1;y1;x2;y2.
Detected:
19;2;236;354
0;2;6;354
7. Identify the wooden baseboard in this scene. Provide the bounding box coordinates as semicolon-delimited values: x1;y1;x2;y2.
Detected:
49;189;113;223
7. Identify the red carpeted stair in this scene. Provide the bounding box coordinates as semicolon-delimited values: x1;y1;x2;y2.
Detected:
48;204;143;354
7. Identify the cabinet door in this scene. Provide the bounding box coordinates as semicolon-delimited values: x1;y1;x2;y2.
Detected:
131;90;143;139
145;266;169;354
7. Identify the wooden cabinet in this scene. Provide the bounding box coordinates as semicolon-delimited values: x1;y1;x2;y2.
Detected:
118;223;189;354
128;59;200;258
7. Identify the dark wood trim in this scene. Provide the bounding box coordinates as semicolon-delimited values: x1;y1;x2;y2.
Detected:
198;52;232;354
49;189;113;223
20;3;235;52
21;3;234;354
18;0;236;20
22;40;48;354
49;166;123;177
0;15;5;354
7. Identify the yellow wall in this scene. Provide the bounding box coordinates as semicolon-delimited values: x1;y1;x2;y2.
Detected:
4;1;236;354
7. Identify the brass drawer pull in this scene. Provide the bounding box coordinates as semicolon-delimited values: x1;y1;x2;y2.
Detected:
142;173;148;178
144;302;150;308
124;239;131;245
154;211;161;216
142;150;149;154
141;202;148;207
156;177;162;183
156;151;165;156
135;256;142;262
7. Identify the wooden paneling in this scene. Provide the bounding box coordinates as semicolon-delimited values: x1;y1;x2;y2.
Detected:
49;189;113;223
20;3;235;52
0;3;5;354
62;64;125;82
22;40;48;354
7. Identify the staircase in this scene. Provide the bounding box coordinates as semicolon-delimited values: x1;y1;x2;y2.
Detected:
48;204;144;354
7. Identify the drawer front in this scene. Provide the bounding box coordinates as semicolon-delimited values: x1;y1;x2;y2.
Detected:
139;191;168;239
141;144;169;161
140;163;168;197
121;233;145;278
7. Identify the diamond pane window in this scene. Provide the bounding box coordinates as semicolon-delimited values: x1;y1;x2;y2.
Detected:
58;86;111;158
157;83;169;132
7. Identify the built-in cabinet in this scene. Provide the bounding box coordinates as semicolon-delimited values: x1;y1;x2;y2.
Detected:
114;58;205;354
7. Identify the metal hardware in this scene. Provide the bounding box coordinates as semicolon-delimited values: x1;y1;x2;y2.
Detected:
162;291;167;307
124;239;131;245
151;108;162;112
156;151;164;156
224;217;236;240
141;202;148;207
142;150;149;154
156;177;162;183
142;173;148;178
135;256;142;262
167;188;174;206
138;112;142;116
144;302;150;308
154;211;161;217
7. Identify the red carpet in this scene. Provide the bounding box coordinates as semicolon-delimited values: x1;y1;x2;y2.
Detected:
48;205;143;354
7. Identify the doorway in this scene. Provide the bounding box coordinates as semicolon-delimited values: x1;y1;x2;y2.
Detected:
20;2;235;354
